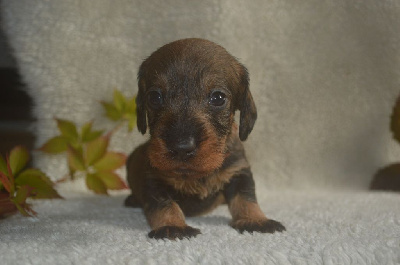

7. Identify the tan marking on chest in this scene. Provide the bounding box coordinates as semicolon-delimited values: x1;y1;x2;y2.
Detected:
163;157;249;199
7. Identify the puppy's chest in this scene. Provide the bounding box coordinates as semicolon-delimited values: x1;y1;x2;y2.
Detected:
164;156;249;199
165;171;231;199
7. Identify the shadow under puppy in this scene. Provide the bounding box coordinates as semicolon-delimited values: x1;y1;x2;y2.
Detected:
125;38;285;240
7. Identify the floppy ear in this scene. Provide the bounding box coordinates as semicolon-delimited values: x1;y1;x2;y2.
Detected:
236;64;257;141
136;61;147;135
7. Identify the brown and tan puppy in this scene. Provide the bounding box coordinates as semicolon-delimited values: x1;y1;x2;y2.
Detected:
125;38;285;240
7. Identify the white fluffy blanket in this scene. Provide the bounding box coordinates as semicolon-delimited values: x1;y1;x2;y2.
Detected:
2;1;400;264
1;190;399;265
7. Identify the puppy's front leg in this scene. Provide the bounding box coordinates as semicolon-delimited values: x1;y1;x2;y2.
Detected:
143;181;200;240
224;168;286;234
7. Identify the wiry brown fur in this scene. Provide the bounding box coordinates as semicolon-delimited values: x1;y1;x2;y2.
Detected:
126;38;285;240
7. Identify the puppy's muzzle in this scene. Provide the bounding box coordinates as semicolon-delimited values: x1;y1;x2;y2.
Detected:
168;136;197;161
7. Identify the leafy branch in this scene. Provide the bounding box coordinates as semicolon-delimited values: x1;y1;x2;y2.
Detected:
38;89;136;195
102;90;137;132
0;146;61;218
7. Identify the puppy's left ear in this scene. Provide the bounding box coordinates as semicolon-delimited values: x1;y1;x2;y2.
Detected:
235;64;257;141
136;61;148;135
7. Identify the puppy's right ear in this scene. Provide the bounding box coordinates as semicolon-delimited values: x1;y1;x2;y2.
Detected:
235;63;257;141
136;61;147;134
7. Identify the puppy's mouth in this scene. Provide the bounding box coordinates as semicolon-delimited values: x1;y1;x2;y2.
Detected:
147;137;227;178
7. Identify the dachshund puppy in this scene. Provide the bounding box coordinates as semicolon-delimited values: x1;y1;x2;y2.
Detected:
125;38;285;240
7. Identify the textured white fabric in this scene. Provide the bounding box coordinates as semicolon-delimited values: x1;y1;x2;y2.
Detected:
1;191;399;265
2;1;400;264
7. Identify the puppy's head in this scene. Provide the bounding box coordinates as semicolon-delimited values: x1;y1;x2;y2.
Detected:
136;38;257;177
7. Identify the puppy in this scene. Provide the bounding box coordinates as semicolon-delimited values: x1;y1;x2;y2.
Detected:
125;38;285;240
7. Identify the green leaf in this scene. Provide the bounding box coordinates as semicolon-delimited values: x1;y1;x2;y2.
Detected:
15;169;62;199
67;146;86;171
81;122;104;143
13;185;32;204
86;174;108;194
125;96;137;113
9;146;29;176
102;102;122;121
86;130;103;142
92;152;127;172
81;121;93;141
0;155;7;175
38;136;69;154
127;113;137;132
80;122;104;142
113;89;126;112
84;135;109;166
12;186;37;217
93;171;128;190
14;202;36;217
56;119;79;141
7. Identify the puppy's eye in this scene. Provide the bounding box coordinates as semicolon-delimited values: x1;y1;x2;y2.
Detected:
147;91;163;108
209;91;226;107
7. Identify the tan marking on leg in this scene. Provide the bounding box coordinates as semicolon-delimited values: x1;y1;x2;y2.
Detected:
229;195;267;222
146;202;186;230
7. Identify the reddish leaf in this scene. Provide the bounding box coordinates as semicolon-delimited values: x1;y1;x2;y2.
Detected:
6;156;14;192
0;155;7;175
56;119;79;141
0;171;11;193
15;169;62;199
93;171;128;190
86;174;108;195
84;135;109;166
0;193;18;218
38;136;69;154
67;146;86;171
9;146;29;176
92;152;127;171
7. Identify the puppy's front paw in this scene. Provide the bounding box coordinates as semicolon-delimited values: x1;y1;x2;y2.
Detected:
148;225;201;240
232;219;286;234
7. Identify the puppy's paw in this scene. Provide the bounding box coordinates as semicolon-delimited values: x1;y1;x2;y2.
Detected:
232;219;286;234
148;225;201;240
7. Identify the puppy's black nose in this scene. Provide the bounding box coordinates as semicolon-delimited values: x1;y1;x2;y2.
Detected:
169;137;197;160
